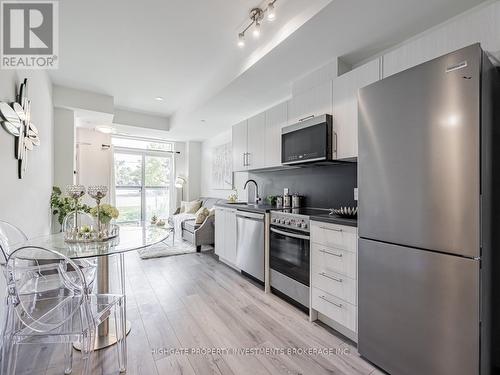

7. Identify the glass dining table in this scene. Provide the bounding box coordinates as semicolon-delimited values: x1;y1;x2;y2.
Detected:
14;222;171;354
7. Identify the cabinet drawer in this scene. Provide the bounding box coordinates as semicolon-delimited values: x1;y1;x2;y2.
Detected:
311;222;357;253
312;243;357;279
311;269;356;305
312;287;357;332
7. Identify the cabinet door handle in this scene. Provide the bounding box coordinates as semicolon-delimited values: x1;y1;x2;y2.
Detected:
299;115;315;122
243;153;246;167
320;249;343;257
246;152;250;166
319;272;343;283
319;295;343;308
320;226;343;232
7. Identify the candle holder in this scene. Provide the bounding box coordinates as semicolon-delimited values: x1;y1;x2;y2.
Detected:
88;185;108;238
66;185;86;230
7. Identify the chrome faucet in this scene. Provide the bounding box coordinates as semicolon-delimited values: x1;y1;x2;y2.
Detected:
244;179;261;204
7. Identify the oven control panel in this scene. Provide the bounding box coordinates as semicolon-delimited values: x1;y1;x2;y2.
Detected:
270;212;309;232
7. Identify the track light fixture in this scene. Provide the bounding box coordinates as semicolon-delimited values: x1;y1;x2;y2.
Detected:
238;33;245;47
237;1;277;47
267;2;276;21
253;20;261;38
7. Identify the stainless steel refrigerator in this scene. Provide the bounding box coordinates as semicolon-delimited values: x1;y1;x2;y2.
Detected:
358;43;500;375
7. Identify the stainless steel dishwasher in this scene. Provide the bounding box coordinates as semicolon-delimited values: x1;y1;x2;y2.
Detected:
236;210;265;283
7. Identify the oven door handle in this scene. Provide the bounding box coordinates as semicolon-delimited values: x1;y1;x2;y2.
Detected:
270;227;310;240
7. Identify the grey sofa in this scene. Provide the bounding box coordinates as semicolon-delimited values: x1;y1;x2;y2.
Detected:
174;197;226;252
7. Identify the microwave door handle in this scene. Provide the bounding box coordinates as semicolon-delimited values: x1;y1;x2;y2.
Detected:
299;115;315;122
270;227;310;240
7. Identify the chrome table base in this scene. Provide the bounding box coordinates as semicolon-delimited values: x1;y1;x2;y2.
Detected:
74;319;131;351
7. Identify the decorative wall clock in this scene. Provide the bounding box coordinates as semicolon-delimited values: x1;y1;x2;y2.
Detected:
0;79;40;179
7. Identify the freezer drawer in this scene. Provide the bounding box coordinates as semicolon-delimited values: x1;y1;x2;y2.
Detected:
358;239;480;375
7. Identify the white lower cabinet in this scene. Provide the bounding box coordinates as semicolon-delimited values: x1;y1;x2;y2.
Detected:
310;220;358;342
311;288;357;333
215;207;237;267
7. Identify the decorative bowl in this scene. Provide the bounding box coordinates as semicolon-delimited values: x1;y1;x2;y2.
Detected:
329;207;358;218
64;224;120;243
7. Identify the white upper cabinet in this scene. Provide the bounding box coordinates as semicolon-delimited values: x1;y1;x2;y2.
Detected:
383;1;500;78
333;59;380;159
288;80;333;125
232;120;248;172
264;102;287;168
247;112;266;170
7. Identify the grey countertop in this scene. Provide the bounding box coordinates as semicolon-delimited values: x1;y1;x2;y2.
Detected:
215;202;278;213
215;203;358;227
309;214;358;227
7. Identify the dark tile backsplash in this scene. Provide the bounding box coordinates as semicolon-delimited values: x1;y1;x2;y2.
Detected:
247;163;357;209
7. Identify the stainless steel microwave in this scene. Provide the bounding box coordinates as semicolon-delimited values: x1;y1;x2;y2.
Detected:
281;114;336;165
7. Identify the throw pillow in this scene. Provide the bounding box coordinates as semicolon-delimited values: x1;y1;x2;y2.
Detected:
208;208;215;217
195;207;210;224
184;200;202;214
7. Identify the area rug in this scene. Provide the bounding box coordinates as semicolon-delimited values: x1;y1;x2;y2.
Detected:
138;238;196;259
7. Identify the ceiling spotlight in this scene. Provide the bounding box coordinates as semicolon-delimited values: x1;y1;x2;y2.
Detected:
155;96;164;102
238;33;245;47
267;2;276;21
253;21;261;38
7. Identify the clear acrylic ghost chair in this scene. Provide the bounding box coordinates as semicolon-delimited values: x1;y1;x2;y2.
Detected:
0;221;28;265
62;212;98;288
0;246;126;375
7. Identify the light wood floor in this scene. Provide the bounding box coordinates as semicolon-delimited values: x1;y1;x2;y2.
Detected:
15;250;382;375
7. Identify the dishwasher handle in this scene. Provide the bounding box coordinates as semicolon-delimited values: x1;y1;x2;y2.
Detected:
236;211;264;221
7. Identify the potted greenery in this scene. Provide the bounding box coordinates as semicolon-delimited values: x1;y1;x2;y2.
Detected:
90;204;119;231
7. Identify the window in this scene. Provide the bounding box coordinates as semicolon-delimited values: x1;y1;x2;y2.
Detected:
113;137;174;223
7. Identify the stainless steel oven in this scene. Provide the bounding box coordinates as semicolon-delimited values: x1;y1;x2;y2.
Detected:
281;114;335;165
269;210;311;311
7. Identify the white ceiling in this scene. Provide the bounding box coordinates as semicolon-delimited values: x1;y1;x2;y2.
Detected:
50;0;487;141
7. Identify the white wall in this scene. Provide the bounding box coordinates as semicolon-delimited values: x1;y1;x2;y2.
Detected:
114;108;169;131
0;70;53;238
186;141;202;200
201;129;249;201
53;108;76;188
75;128;112;206
53;85;114;118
